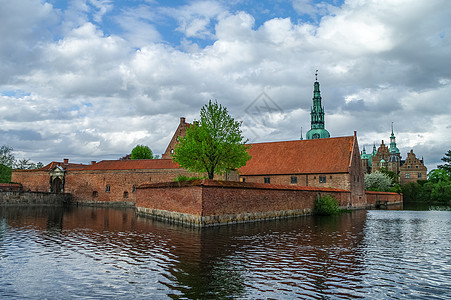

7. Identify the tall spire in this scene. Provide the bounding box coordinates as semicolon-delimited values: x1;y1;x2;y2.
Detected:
389;122;400;155
306;70;330;139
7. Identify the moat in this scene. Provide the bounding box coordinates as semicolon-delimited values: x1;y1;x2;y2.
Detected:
0;205;450;299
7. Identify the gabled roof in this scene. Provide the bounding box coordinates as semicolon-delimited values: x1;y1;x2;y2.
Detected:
71;159;180;171
239;136;355;175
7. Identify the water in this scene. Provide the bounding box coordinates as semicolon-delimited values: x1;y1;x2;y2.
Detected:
0;206;450;299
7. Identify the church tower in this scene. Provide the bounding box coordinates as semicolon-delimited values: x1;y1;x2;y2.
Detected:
306;71;330;140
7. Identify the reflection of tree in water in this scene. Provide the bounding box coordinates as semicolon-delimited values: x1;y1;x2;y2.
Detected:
0;206;369;299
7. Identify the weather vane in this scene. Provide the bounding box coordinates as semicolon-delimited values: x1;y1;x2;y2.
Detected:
315;69;318;81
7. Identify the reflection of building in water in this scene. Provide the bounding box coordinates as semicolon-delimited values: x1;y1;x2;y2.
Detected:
0;206;368;299
360;125;427;184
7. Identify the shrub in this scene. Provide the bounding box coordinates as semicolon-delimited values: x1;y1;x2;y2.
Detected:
0;164;11;183
313;195;339;216
173;175;205;182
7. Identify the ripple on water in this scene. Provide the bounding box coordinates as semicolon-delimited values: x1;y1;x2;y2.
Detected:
0;207;450;299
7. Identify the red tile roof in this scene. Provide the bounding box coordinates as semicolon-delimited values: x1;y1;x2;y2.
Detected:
71;159;180;171
239;136;355;175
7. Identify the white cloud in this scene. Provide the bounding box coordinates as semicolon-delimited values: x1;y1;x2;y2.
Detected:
0;0;450;171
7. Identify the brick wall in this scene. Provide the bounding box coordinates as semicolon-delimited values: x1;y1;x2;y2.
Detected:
11;171;50;192
66;168;195;204
366;191;403;206
136;180;354;226
241;173;352;193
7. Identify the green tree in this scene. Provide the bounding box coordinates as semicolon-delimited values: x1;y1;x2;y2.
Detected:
428;169;450;184
364;171;393;191
0;145;16;168
438;150;451;176
173;100;251;180
0;164;11;183
131;145;154;159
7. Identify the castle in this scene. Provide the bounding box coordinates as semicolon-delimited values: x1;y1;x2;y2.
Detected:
360;124;427;184
11;75;405;209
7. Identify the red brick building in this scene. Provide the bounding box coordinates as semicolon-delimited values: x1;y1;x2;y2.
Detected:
161;117;192;159
399;150;428;183
239;132;366;206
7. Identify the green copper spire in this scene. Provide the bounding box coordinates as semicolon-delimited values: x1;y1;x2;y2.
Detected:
306;70;330;140
389;122;400;154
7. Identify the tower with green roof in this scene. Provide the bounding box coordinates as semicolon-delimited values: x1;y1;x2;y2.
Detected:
306;71;330;140
389;122;400;156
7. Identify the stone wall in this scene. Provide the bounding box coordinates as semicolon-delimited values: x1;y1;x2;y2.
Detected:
0;191;71;206
0;183;21;191
136;180;355;226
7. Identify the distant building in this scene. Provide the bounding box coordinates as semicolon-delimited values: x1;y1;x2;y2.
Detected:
360;125;427;184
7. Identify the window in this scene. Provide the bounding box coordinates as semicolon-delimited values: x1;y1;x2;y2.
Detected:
105;185;111;192
240;177;246;182
319;176;326;183
408;165;411;168
92;191;98;197
357;176;360;183
123;191;129;199
291;176;297;184
264;177;270;184
416;165;419;168
132;185;136;193
170;149;174;154
330;176;332;179
405;173;410;179
149;177;152;182
418;173;422;178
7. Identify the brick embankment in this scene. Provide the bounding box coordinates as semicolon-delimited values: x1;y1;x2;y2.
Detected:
136;180;359;226
0;191;72;206
365;191;403;208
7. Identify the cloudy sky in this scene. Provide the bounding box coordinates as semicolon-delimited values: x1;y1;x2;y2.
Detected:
0;0;450;170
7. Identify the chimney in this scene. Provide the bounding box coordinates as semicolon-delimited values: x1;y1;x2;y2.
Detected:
91;161;96;165
180;117;186;124
63;158;69;165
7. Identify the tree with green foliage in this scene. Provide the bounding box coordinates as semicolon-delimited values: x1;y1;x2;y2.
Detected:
131;145;155;159
402;168;451;204
0;145;16;168
0;164;11;183
438;150;451;176
172;100;251;180
364;171;393;191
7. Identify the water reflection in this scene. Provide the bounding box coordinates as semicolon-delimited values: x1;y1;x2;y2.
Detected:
0;206;449;299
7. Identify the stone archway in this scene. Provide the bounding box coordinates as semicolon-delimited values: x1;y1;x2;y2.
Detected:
52;177;63;194
49;166;65;193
